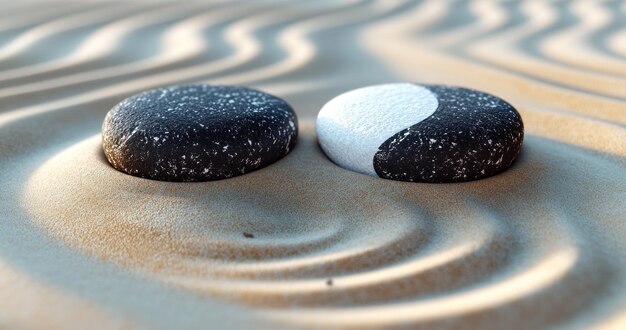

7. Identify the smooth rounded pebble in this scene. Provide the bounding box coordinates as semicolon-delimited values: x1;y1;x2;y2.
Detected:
102;84;298;182
316;83;524;183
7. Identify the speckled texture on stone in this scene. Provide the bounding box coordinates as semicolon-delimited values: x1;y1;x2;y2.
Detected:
102;84;298;182
316;83;524;183
374;85;524;183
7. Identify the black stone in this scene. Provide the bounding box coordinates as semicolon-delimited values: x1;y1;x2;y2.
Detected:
102;84;298;182
374;85;523;183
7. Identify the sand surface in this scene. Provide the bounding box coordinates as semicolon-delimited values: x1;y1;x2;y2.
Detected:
1;0;625;329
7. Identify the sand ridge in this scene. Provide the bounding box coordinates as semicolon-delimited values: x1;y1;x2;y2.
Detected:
1;0;625;329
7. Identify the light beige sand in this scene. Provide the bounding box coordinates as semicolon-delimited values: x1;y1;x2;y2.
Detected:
0;0;625;329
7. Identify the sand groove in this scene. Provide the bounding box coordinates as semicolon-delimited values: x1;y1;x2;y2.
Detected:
0;1;625;329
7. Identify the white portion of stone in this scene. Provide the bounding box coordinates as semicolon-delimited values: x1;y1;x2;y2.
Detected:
316;83;438;176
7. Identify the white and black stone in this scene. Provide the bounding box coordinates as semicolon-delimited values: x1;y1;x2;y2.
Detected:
316;83;523;183
102;84;298;182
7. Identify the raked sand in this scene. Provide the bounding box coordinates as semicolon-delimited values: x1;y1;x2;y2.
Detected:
0;0;625;329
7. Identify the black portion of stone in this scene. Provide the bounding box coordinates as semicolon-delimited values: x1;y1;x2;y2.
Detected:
373;85;523;183
102;84;298;182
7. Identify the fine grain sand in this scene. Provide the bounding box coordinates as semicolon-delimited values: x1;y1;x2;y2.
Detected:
1;0;625;329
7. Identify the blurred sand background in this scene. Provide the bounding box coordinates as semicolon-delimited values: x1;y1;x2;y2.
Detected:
0;0;625;329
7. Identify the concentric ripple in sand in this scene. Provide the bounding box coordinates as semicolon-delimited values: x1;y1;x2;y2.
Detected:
1;0;626;329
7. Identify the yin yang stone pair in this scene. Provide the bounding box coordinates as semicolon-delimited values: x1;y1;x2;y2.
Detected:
102;83;523;183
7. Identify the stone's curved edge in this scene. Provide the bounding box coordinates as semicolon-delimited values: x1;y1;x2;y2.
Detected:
316;83;438;176
102;84;299;182
374;85;524;183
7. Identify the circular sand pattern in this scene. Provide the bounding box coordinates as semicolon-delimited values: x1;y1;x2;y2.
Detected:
1;1;625;330
102;84;297;182
317;84;524;182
